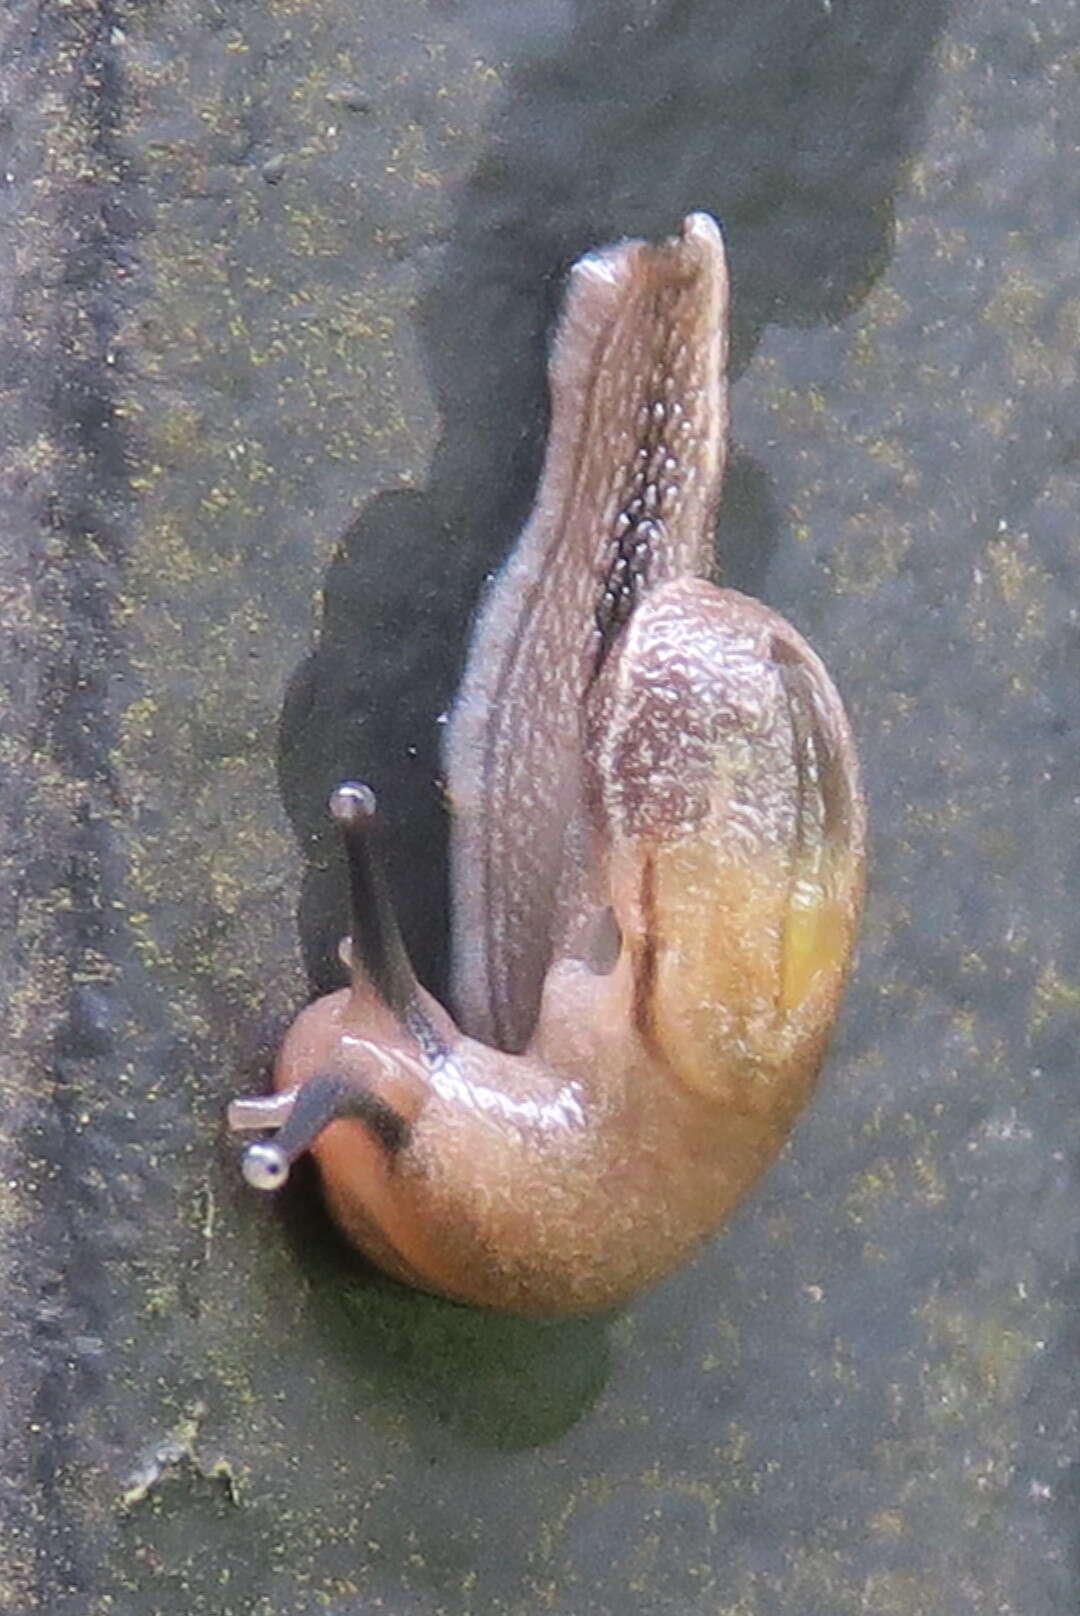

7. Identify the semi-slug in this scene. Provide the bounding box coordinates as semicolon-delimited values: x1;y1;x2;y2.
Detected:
229;213;866;1316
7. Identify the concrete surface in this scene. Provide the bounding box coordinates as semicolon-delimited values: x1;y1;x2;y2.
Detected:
1;0;1077;1611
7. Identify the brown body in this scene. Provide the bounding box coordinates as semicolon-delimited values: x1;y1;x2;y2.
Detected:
230;214;866;1316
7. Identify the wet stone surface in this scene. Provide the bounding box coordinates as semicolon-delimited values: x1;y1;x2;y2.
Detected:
1;0;1077;1612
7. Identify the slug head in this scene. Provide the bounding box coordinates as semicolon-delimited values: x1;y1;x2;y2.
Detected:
229;785;440;1210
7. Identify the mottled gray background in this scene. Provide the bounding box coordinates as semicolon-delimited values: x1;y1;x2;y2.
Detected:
2;0;1078;1612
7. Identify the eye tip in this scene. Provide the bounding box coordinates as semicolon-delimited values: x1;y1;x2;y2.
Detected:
241;1141;290;1192
329;780;377;827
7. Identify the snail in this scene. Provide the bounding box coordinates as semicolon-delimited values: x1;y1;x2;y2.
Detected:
228;213;866;1316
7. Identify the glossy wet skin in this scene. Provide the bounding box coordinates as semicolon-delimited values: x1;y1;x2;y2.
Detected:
229;213;866;1316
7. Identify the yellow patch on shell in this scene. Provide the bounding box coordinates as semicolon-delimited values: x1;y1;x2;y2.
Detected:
639;836;857;1104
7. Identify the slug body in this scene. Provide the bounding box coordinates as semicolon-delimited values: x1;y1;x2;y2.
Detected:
230;214;866;1315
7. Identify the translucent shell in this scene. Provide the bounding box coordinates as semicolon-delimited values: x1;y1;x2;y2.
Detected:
588;577;866;1108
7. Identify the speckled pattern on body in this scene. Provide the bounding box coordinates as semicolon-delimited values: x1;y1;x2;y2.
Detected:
1;0;1077;1612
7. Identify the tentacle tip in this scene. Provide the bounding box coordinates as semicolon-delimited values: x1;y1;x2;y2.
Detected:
329;780;377;828
241;1141;291;1192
